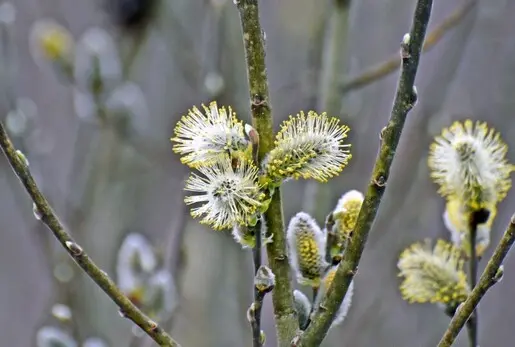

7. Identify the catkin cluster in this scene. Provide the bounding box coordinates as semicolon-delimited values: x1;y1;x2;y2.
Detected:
398;120;513;312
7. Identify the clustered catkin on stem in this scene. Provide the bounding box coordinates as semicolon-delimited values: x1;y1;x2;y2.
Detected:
427;120;514;256
172;102;352;248
398;240;469;308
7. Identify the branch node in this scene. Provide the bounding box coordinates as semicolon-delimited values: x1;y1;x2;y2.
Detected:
33;202;42;221
400;33;411;59
15;149;29;166
492;265;504;284
251;93;267;107
379;126;387;141
409;86;418;107
373;175;387;187
65;241;83;256
247;302;257;323
291;335;301;347
509;213;515;225
149;320;158;331
255;265;276;294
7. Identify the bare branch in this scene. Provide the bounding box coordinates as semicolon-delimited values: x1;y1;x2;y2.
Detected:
0;122;181;347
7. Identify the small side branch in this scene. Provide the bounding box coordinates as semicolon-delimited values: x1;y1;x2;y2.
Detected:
249;264;275;347
0;122;181;347
297;0;434;345
437;214;515;347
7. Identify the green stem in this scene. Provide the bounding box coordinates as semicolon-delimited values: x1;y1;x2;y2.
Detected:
297;0;433;345
0;122;181;347
437;214;515;347
235;1;298;345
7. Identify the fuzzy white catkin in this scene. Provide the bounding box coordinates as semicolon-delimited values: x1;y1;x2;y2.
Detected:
293;290;312;329
116;233;157;294
83;337;109;347
73;87;97;122
37;326;77;347
146;269;178;319
74;27;121;96
286;211;327;286
104;82;149;131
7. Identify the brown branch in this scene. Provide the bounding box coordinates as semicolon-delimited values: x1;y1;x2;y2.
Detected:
340;0;476;94
0;121;181;347
296;0;434;345
437;214;515;347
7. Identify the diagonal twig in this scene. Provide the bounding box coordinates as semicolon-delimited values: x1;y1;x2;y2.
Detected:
437;214;515;347
296;0;434;345
0;122;181;347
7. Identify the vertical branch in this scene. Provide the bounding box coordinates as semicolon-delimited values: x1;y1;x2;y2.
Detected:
437;214;515;347
235;1;298;345
296;0;434;345
303;0;351;216
251;220;263;347
0;122;181;347
467;214;479;347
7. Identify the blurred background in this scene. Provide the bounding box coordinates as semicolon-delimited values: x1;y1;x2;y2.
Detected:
1;0;515;346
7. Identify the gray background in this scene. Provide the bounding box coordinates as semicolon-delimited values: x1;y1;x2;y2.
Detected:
1;0;514;346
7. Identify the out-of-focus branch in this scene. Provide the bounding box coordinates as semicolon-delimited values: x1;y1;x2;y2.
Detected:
340;0;476;94
437;214;515;347
0;121;181;347
302;0;351;216
296;0;434;345
235;0;298;345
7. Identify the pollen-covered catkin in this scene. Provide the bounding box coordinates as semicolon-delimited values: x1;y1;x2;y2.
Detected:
172;101;250;168
286;212;328;287
398;239;469;308
262;111;351;186
184;156;264;230
428;120;514;211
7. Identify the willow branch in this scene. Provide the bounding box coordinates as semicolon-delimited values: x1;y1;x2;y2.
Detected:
235;1;298;345
0;122;181;347
340;0;476;94
296;1;433;345
437;214;515;347
466;213;479;346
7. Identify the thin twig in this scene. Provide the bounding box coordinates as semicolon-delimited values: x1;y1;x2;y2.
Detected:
296;0;434;345
437;214;515;347
467;213;479;347
249;263;275;347
251;220;264;347
302;0;352;220
235;0;298;345
339;0;476;94
0;122;181;347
